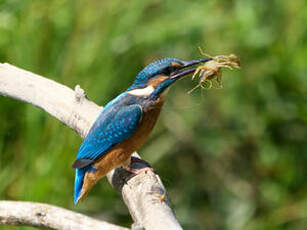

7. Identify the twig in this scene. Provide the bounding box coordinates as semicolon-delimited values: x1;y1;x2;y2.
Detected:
0;201;128;230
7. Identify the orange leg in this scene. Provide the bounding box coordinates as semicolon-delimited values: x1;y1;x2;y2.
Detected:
123;156;154;175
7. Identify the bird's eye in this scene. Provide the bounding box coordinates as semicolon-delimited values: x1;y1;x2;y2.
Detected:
161;66;176;75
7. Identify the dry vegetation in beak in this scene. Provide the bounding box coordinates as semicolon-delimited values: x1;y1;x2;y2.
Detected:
188;47;241;94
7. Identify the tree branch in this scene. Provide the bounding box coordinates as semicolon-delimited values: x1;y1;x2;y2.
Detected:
0;63;183;230
0;201;129;230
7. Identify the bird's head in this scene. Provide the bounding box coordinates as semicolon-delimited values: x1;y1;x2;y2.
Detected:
126;57;211;98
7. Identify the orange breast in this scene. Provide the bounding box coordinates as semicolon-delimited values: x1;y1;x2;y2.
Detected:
80;98;165;198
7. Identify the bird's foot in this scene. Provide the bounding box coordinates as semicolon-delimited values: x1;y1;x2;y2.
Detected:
128;166;154;174
122;156;155;175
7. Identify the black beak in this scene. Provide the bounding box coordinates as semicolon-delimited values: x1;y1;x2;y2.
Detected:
170;58;212;79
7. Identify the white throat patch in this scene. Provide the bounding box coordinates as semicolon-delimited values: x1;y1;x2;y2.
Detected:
127;85;155;96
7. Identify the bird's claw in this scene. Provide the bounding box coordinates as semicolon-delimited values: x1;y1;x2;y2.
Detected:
123;156;155;175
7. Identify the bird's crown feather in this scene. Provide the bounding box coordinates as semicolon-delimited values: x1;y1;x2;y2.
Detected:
128;58;182;90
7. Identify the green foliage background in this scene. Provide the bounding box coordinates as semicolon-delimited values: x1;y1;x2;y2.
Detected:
0;0;306;229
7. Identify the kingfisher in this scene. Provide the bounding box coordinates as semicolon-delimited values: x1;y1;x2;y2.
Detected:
72;57;212;204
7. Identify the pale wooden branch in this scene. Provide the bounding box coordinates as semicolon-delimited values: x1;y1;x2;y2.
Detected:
0;201;128;230
0;63;183;230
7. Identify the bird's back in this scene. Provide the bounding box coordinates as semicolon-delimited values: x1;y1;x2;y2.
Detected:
73;92;166;202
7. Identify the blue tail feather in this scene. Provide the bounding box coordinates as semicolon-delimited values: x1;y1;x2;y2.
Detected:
74;168;85;204
74;165;97;204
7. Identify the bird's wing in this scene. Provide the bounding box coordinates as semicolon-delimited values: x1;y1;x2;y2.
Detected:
72;104;142;169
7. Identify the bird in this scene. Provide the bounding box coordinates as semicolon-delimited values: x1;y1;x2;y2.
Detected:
72;57;212;204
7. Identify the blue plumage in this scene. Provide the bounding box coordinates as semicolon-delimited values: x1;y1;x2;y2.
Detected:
75;94;142;165
127;58;183;91
73;93;143;201
74;166;96;204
